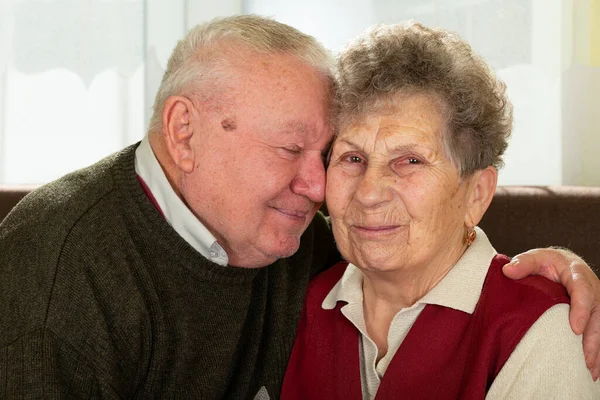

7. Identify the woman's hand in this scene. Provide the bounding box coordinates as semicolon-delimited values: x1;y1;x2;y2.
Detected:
503;247;600;379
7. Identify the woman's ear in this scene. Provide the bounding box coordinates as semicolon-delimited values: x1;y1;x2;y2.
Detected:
464;166;498;228
162;95;196;173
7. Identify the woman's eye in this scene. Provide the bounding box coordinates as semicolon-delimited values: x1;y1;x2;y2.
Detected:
344;155;364;164
391;156;425;173
396;156;423;166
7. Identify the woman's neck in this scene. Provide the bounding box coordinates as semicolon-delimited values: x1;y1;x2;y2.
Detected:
361;240;468;361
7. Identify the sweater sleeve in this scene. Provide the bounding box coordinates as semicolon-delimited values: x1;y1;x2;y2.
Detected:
0;328;122;399
486;304;600;400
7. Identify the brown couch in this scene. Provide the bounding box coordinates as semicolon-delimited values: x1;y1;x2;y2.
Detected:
1;185;599;270
479;186;600;271
0;186;34;225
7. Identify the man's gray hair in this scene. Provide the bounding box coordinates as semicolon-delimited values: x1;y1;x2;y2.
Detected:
337;22;513;177
148;14;335;134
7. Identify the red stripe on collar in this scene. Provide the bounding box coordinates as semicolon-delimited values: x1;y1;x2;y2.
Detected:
136;175;165;219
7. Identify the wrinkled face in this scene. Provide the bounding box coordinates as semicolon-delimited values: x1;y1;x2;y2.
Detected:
181;52;333;268
326;94;473;273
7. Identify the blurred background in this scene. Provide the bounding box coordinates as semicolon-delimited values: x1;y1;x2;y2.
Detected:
0;0;598;185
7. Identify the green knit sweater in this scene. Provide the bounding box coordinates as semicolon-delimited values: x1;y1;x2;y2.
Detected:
0;144;337;399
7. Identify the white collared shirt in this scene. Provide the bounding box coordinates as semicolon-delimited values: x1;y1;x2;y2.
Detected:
322;227;599;399
134;137;229;266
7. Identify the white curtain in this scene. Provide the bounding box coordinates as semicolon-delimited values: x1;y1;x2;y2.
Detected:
0;0;244;185
0;0;145;184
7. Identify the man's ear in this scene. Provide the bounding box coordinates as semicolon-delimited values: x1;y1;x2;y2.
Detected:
464;166;498;228
162;95;196;173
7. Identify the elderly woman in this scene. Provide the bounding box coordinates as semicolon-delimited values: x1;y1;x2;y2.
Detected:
281;22;600;399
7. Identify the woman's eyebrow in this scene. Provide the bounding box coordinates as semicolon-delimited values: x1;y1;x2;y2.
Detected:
338;137;420;152
334;137;362;150
335;136;434;158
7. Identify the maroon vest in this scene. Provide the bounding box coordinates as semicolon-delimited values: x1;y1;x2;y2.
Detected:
281;255;569;399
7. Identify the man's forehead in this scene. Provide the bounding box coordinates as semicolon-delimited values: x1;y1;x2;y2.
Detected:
284;119;332;141
284;120;312;134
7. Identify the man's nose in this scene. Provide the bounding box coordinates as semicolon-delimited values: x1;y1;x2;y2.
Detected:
289;153;326;204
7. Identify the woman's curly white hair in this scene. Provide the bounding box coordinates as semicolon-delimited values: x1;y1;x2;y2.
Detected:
336;21;513;177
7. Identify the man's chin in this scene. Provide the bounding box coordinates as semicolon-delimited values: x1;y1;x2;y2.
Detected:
264;235;301;260
227;235;301;268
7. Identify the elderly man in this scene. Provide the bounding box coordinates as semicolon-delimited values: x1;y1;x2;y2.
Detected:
0;15;599;399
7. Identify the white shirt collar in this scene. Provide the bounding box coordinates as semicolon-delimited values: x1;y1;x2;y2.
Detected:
134;137;229;266
322;226;497;314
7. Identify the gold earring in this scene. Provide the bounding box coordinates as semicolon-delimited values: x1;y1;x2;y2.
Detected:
465;228;476;246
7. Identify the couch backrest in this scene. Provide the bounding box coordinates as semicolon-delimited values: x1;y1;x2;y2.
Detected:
0;186;33;224
1;185;599;270
479;186;600;270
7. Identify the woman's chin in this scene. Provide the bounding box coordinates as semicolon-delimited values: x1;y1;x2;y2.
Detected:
348;247;410;274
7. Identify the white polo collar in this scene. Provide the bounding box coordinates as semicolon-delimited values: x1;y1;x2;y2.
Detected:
134;137;229;266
